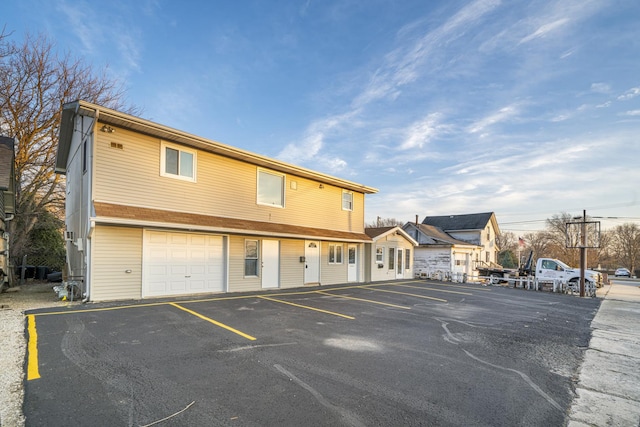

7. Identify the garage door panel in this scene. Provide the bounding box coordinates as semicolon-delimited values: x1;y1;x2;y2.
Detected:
190;235;206;246
170;280;187;291
143;231;225;298
169;234;189;245
148;231;168;244
189;280;205;290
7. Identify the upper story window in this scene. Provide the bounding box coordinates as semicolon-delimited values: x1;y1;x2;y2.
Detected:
161;142;196;182
257;169;285;207
342;191;353;211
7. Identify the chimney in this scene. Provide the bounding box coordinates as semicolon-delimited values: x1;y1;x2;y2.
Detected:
415;215;419;226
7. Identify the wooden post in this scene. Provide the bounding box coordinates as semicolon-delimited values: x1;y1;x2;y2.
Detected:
580;210;587;297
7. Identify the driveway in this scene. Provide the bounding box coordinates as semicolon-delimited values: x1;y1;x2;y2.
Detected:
24;280;600;426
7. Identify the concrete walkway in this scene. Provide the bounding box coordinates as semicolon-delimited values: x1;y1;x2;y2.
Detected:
568;278;640;427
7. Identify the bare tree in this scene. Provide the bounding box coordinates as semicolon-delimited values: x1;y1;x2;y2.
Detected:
365;217;405;228
0;32;136;263
610;223;640;274
544;212;580;265
496;231;517;252
523;231;552;263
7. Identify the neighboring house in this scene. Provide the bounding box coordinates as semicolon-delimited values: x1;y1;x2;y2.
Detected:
55;100;378;302
403;212;501;281
0;136;16;289
364;226;417;282
403;222;480;281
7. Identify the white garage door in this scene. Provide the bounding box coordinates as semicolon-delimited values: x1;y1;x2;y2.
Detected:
143;230;225;298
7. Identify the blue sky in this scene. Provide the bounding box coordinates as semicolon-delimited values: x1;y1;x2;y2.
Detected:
4;0;640;233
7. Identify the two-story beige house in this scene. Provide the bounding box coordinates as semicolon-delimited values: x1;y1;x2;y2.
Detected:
55;100;378;302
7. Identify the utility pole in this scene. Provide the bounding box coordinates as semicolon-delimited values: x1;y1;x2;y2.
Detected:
580;210;587;297
567;211;600;297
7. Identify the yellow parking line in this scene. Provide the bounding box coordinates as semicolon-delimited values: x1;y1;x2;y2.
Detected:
170;303;256;341
315;290;411;310
257;296;355;319
423;282;492;291
32;301;172;316
27;315;40;380
358;286;447;302
393;284;472;295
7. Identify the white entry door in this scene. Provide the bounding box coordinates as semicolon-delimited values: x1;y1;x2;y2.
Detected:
304;241;320;284
396;248;404;279
347;245;357;282
262;240;280;289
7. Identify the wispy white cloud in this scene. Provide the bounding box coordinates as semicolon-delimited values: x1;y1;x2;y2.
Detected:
356;0;501;107
519;18;569;44
284;0;502;170
57;1;98;52
467;104;520;134
57;0;142;73
398;113;448;150
277;110;358;172
618;87;640;101
621;110;640;116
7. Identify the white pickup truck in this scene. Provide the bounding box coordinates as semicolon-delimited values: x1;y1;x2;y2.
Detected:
535;258;603;288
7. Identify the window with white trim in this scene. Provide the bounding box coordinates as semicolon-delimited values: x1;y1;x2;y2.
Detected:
161;142;196;182
405;249;411;269
375;247;384;264
329;243;343;264
257;169;285;207
342;191;353;211
388;247;395;270
245;240;259;276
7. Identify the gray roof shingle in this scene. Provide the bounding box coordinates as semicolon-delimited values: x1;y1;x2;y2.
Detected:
421;212;493;231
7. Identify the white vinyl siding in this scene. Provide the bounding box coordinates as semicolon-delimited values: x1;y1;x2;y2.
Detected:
368;238;415;282
321;242;348;285
280;239;304;288
91;226;143;301
93;129;366;233
228;235;261;292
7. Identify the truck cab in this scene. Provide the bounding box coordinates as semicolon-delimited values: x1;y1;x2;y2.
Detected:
536;258;603;287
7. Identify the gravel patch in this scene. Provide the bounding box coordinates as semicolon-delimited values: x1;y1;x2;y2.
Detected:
0;282;77;427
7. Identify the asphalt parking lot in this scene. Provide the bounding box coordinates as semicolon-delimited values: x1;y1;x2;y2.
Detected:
24;280;600;426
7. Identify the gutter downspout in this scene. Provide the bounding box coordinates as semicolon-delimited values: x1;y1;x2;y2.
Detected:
82;220;95;303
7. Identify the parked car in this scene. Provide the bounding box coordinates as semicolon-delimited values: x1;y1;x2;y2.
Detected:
614;267;631;277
